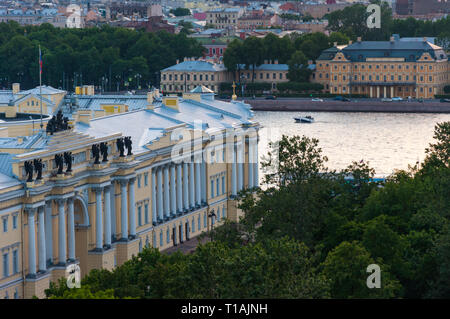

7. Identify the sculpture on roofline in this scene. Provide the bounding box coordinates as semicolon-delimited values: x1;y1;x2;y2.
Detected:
117;137;125;157
24;161;34;182
124;136;133;156
54;154;64;175
64;152;73;172
33;159;43;180
91;144;100;164
100;142;108;162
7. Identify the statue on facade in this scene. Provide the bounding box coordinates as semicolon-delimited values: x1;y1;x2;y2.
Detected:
54;154;64;174
124;136;133;156
116;138;125;157
24;161;34;182
91;144;100;164
100;142;108;162
64;152;73;172
46;110;71;135
46;116;56;135
33;159;43;180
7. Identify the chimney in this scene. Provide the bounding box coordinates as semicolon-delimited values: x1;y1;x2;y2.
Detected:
12;83;20;94
357;37;362;43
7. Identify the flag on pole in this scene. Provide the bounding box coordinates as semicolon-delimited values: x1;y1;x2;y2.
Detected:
39;46;43;75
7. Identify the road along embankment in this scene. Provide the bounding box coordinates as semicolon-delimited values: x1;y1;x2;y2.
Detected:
247;99;450;113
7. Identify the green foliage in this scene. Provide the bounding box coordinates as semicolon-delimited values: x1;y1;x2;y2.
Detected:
321;241;401;298
45;239;330;299
169;8;191;17
0;21;204;90
277;82;324;93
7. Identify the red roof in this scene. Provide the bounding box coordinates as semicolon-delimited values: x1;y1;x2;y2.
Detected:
280;3;295;11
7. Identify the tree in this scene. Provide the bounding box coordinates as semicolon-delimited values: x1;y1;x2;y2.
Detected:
321;241;401;298
242;37;264;83
169;8;191;17
223;39;244;81
287;51;311;83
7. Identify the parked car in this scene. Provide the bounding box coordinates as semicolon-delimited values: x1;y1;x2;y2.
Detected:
265;95;277;100
392;97;403;101
311;98;323;102
381;98;393;102
333;96;350;101
440;98;450;103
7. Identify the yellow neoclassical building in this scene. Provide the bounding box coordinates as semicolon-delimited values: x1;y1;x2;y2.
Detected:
313;35;450;98
0;87;260;299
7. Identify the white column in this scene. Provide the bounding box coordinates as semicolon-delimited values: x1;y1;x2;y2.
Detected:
104;186;112;247
151;169;157;224
189;161;195;209
157;167;163;221
38;206;46;272
183;162;189;211
44;201;53;265
129;178;136;237
170;164;176;217
391;86;394;98
57;199;66;264
237;140;244;191
248;139;254;188
27;209;37;276
120;180;128;240
254;138;259;187
177;163;183;213
195;162;201;206
67;198;75;261
95;188;103;250
163;166;170;219
110;183;116;241
201;161;206;203
231;142;237;196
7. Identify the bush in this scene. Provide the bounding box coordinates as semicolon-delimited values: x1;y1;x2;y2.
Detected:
277;82;324;93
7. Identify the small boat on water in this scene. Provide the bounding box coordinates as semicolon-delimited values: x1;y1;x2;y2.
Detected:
294;116;314;123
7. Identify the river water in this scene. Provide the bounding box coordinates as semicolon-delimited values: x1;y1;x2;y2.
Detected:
254;111;450;176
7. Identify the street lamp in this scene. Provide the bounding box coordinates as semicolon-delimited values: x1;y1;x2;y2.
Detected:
240;74;246;100
208;209;216;241
134;73;142;90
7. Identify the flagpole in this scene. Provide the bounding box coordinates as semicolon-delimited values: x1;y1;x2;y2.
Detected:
39;45;43;130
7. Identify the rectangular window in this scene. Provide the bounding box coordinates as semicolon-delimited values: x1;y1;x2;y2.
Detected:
211;180;214;198
144;173;148;186
166;229;170;244
216;178;219;196
204;213;207;229
138;206;142;226
160;232;163;246
222;206;226;218
12;215;17;229
192;218;195;233
12;250;18;274
221;176;225;194
198;215;201;231
2;218;7;233
194;75;197;81
3;253;8;278
144;204;149;224
137;176;141;188
211;75;214;81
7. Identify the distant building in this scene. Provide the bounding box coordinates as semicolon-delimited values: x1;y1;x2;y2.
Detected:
160;58;289;93
0;7;66;27
396;0;449;15
205;7;244;29
313;35;450;98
